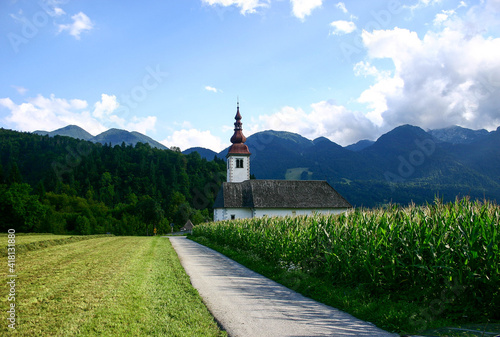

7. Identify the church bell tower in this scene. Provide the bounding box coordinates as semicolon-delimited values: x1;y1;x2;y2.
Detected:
226;102;251;183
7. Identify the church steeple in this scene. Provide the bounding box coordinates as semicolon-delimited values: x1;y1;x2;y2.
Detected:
228;102;251;155
226;102;251;183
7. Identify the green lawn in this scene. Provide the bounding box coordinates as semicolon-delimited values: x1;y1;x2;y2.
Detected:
1;236;225;336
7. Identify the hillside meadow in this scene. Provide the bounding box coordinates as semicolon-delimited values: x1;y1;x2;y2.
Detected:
1;235;225;336
191;198;500;335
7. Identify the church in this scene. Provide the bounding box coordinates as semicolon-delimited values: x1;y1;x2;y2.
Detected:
213;104;352;221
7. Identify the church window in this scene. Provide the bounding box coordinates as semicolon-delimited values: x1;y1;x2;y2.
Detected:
231;215;236;220
236;159;244;168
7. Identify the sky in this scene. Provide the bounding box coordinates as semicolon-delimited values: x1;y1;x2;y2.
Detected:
1;0;500;152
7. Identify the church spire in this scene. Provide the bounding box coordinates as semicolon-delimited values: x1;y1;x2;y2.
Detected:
228;102;250;155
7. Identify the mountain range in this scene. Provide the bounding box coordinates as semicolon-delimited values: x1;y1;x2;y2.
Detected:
34;124;500;207
183;125;499;206
34;125;168;150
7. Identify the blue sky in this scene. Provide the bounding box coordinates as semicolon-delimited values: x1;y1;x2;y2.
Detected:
1;0;500;151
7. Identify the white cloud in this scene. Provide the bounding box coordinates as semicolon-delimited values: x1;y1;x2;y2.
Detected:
405;0;442;11
433;9;456;26
53;7;66;16
93;94;119;119
358;25;500;131
250;101;378;146
290;0;322;20
11;85;28;95
126;116;157;135
205;86;222;93
161;129;227;152
0;94;103;134
202;0;269;15
58;12;94;39
202;0;322;19
0;93;158;136
330;20;356;35
335;2;348;14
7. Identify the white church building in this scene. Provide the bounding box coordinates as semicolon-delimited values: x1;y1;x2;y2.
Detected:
213;104;352;221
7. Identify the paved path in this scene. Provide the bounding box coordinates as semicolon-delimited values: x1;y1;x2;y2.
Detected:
169;236;398;337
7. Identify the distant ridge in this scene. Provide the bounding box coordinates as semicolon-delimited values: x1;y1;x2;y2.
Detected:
34;125;94;141
345;139;375;151
91;128;168;150
182;147;220;160
428;125;489;144
33;125;167;150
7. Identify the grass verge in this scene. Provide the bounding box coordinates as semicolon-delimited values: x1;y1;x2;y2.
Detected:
1;236;226;336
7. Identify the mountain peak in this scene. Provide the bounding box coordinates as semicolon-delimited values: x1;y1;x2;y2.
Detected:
33;125;167;150
428;125;489;144
34;125;94;140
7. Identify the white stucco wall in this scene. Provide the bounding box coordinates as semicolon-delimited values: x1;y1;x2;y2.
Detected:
214;207;253;221
252;208;348;218
214;207;348;221
226;155;250;183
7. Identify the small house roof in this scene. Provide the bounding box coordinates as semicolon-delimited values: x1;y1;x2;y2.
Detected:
181;220;194;231
213;180;352;209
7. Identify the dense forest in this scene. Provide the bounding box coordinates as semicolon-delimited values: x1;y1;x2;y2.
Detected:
0;129;226;235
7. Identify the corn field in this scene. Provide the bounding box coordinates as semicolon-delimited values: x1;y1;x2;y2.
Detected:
193;198;499;318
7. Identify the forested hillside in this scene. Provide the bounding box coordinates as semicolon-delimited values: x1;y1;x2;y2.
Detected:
0;128;226;235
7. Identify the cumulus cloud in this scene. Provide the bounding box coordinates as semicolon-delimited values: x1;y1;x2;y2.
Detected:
0;93;157;136
335;2;348;14
161;129;227;152
330;20;356;35
93;94;119;119
249;101;378;146
202;0;269;15
358;25;500;131
58;12;94;39
0;94;103;134
290;0;322;20
126;116;157;135
205;86;222;93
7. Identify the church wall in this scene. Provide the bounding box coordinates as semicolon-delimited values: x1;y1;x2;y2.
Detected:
214;207;349;221
253;208;348;218
214;207;253;221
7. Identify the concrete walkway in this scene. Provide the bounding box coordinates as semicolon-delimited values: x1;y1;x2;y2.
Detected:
169;236;398;337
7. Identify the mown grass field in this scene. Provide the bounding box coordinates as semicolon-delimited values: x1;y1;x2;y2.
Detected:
1;236;225;336
11;234;73;245
191;198;500;335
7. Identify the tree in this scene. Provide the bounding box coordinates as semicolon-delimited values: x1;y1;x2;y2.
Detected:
76;215;91;235
137;196;164;236
0;183;47;232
